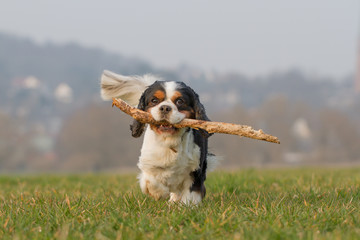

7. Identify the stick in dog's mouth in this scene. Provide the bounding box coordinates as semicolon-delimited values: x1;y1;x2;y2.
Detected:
112;98;280;144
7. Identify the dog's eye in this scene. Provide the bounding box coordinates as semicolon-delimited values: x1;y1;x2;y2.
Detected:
151;98;159;104
176;98;184;106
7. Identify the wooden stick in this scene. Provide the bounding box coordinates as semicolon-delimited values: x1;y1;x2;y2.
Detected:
112;98;280;144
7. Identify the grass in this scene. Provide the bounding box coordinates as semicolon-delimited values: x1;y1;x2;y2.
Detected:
0;168;359;239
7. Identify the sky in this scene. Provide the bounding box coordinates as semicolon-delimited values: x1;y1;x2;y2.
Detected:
0;0;358;78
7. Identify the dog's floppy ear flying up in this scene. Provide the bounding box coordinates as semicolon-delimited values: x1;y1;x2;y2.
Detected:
101;70;159;138
100;70;157;107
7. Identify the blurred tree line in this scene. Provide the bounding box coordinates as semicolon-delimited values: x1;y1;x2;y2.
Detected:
1;92;360;172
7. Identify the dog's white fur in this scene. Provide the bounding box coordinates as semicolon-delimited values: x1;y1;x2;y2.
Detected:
101;70;218;205
138;126;202;203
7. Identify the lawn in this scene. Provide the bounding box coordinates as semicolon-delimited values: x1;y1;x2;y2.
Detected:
0;168;359;239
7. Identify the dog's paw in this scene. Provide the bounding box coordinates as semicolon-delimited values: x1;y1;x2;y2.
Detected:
169;192;181;202
181;191;202;205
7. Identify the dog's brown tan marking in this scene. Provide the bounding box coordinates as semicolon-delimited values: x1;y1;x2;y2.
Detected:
171;91;183;103
153;90;165;101
145;179;167;200
180;109;195;118
145;180;151;195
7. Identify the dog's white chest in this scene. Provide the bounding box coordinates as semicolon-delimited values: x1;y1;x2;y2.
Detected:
137;128;200;190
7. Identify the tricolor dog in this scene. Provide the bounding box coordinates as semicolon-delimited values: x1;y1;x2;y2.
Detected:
101;70;218;205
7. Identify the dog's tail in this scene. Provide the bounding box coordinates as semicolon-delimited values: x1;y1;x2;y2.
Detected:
100;70;158;107
207;153;222;172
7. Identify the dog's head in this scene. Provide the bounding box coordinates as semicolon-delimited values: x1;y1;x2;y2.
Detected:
100;71;209;138
131;80;209;137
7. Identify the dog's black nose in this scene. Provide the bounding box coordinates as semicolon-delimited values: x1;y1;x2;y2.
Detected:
159;105;172;113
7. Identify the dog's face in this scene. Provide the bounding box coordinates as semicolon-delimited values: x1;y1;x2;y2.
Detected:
131;81;209;137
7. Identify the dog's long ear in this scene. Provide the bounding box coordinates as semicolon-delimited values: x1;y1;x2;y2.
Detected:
191;89;210;121
100;70;157;107
130;93;146;138
190;88;212;137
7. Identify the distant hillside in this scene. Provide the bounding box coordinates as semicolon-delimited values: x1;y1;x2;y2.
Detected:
1;32;356;112
0;32;154;102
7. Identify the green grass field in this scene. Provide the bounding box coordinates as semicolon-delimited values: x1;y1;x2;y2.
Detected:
0;169;359;239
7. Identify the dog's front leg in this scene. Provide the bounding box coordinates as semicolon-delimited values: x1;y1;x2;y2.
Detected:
179;177;203;205
138;173;169;200
169;192;182;202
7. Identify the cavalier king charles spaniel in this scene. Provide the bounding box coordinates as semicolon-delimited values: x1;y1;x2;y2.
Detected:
101;70;218;205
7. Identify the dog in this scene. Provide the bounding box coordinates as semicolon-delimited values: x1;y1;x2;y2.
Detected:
101;70;217;205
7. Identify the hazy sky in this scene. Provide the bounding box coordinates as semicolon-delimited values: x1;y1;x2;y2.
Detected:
0;1;358;78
